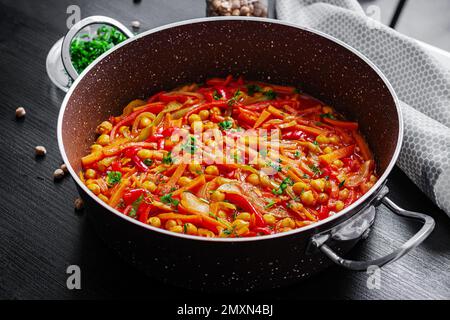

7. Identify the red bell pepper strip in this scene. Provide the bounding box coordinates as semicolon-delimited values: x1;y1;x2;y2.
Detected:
131;155;149;172
122;189;146;205
225;193;266;227
253;227;273;235
110;102;165;140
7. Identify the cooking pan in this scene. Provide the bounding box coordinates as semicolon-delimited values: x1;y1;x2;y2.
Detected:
57;17;435;291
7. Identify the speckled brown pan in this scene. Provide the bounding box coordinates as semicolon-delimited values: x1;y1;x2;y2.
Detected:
57;17;434;291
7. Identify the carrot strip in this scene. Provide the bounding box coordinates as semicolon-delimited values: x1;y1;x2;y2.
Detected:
163;163;187;193
253;109;271;128
267;105;287;118
319;145;355;164
108;178;129;208
171;175;206;196
157;213;203;225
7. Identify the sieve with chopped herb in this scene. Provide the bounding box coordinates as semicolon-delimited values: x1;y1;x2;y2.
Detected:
70;25;127;74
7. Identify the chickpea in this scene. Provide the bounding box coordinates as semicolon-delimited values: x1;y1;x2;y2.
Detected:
169;225;183;233
165;219;177;229
205;165;219;176
232;219;249;229
335;200;345;211
318;193;329;203
218;210;227;219
203;122;216;131
236;212;251;221
148;217;161;228
311;179;326;192
316;134;329;144
198;228;215;237
210;190;225;202
184;223;198;235
260;174;273;188
211;107;221;115
85;168;97;179
191;120;203;133
199;110;210;121
329;135;340;144
370;175;378;183
178;176;192;187
263;214;276;225
137;149;153;160
90;144;103;152
96;134;110;146
142;180;157;192
235;226;250;236
188;114;201;124
322;106;333;114
323;147;333;154
333;159;344;168
293;181;309;194
96;121;113;134
280;217;295;228
300;190;315;206
246;173;260;186
188;163;202;175
98;194;109;203
87;183;100;195
119;126;129;134
339;188;350;200
139;116;151;128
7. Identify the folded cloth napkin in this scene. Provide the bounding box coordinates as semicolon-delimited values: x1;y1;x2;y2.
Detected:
276;0;450;216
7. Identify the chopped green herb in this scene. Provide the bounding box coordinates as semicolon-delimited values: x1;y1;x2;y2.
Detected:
128;195;144;218
294;151;301;158
183;224;188;233
107;171;122;185
227;89;241;106
339;180;346;188
247;84;262;96
212;90;222;100
309;164;323;177
162;152;173;164
264;199;276;209
266;161;282;172
160;193;179;207
263;89;277;100
272;177;294;195
143;158;153;166
313;140;319;146
219;120;233;130
70;25;127;74
320;113;336;120
182;136;197;155
293;87;301;94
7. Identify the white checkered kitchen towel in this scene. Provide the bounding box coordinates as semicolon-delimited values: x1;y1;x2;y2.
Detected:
276;0;450;216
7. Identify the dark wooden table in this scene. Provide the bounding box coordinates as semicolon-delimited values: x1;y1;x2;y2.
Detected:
0;0;449;300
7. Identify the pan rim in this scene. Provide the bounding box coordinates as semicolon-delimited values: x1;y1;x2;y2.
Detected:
57;16;403;243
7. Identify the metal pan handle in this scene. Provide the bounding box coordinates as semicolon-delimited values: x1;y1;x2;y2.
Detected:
311;193;435;271
61;16;134;81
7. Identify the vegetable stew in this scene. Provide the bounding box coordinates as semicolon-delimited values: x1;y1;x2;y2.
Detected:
80;76;378;238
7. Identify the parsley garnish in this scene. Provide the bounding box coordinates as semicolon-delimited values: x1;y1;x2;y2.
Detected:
272;177;294;195
212;90;222;100
70;26;127;74
320;113;336;120
143;158;153;166
107;171;122;185
267;161;282;172
309;164;323;177
294;151;301;158
247;84;262;96
227;89;241;106
263;89;277;100
264;199;276;209
162;152;173;164
182;136;197;155
160;193;179;207
219;120;233;130
128;195;144;218
339;180;346;188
